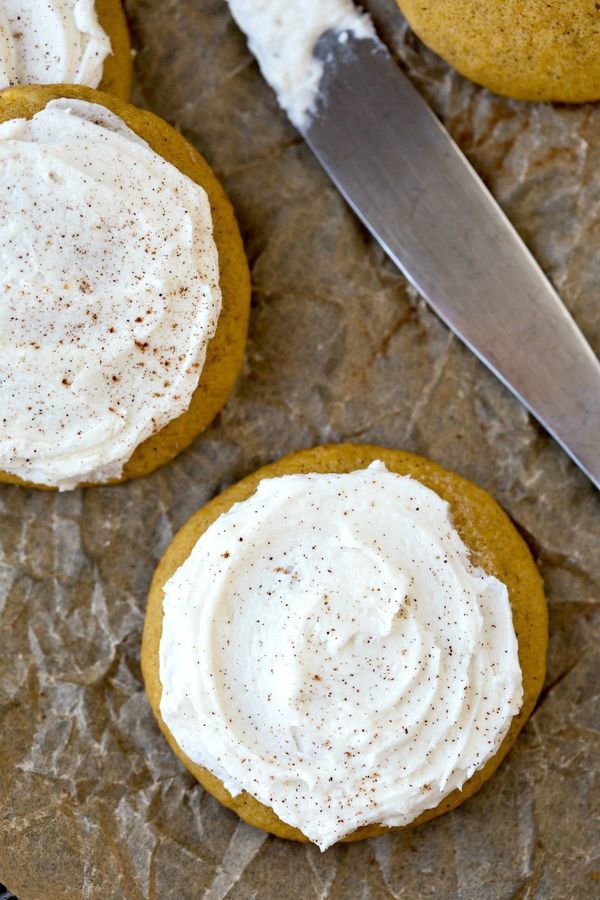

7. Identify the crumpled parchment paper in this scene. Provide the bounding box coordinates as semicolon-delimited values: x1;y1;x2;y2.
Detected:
1;1;598;897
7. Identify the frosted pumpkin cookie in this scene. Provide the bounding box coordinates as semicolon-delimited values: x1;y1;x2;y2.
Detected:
142;443;547;849
0;85;250;490
0;1;131;98
396;0;600;103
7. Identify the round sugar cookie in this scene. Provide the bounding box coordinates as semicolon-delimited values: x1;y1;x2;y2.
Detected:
0;85;251;489
396;0;600;103
142;443;548;844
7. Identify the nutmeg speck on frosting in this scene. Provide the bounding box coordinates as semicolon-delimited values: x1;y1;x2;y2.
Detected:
159;461;523;850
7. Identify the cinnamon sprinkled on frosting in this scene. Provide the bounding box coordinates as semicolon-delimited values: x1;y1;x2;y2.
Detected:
0;1;111;89
0;100;221;488
159;462;523;850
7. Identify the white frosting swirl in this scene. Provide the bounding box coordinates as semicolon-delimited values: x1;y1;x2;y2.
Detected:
0;1;111;89
159;462;523;850
0;99;221;489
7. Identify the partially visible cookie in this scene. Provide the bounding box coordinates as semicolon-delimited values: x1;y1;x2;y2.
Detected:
0;85;250;489
396;0;600;103
96;0;133;99
142;443;548;846
0;1;132;99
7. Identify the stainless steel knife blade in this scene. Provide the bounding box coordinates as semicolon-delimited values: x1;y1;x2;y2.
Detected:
298;32;600;488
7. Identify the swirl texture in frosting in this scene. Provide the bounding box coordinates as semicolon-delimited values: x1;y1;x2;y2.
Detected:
159;462;523;850
0;1;111;89
0;99;221;488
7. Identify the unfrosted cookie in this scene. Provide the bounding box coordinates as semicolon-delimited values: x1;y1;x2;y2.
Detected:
142;443;547;846
0;85;250;489
396;0;600;103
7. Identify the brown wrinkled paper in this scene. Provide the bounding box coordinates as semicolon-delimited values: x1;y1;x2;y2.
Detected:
1;1;598;897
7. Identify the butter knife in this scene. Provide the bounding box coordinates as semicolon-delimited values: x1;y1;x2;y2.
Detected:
228;7;600;488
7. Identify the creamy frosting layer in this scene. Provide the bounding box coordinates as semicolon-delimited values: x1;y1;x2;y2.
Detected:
159;462;523;850
0;99;221;489
0;1;111;89
226;0;375;127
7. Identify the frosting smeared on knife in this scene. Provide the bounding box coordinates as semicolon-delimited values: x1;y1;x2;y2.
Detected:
227;0;600;488
227;0;374;127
